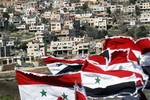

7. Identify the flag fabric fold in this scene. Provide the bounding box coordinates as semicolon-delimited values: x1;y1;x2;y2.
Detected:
16;69;81;100
16;36;150;99
103;36;141;58
74;83;87;100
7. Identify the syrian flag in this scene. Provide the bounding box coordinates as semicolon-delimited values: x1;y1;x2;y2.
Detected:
74;83;87;100
105;50;148;83
99;49;110;61
45;62;83;75
81;60;147;87
136;37;150;55
136;37;150;66
81;71;140;98
88;55;107;65
103;36;141;59
42;56;86;64
136;37;150;89
107;50;141;73
16;69;82;100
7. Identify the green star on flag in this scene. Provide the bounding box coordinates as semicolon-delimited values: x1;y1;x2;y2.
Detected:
62;93;68;100
40;89;47;97
95;76;100;84
138;56;141;62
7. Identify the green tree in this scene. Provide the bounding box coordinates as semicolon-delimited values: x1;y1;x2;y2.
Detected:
8;23;16;32
63;8;67;12
7;6;14;13
2;12;10;19
119;25;128;33
135;6;141;16
107;7;111;15
126;26;136;38
2;12;10;31
129;0;136;4
19;42;28;51
135;26;149;38
85;26;99;38
81;2;88;12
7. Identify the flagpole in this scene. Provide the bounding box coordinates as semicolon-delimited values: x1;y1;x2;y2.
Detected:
74;80;77;100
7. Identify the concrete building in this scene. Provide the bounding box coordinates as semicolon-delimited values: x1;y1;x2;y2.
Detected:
50;21;62;32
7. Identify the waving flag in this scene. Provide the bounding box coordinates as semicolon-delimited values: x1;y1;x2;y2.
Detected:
136;37;150;89
42;56;85;64
103;36;141;58
16;69;81;100
81;60;147;87
88;55;107;65
81;71;140;98
42;55;107;75
45;62;83;75
42;55;86;75
136;37;150;55
74;83;87;100
136;37;150;66
105;50;148;86
107;50;142;73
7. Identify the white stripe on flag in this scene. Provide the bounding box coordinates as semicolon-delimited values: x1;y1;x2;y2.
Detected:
19;85;75;100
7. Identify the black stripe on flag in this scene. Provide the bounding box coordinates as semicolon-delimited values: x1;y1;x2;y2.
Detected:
84;82;136;97
57;64;83;74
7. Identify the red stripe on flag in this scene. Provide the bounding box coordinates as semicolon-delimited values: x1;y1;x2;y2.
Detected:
136;38;150;54
103;36;139;51
16;70;82;87
82;61;143;80
42;56;85;64
88;55;106;65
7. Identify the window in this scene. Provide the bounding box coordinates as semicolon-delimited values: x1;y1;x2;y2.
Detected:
51;24;56;26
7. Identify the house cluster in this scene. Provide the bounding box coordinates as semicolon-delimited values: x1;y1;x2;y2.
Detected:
0;0;150;69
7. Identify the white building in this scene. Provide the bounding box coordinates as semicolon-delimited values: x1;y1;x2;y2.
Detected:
50;21;62;32
27;42;46;57
81;17;107;30
50;41;74;55
42;11;51;19
35;30;51;43
89;5;106;14
139;2;150;11
29;24;48;32
56;29;70;41
123;5;136;14
24;15;39;25
140;12;150;24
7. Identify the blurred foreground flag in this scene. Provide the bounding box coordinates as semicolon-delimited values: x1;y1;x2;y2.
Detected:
15;69;81;100
136;37;150;66
136;37;150;89
74;83;87;100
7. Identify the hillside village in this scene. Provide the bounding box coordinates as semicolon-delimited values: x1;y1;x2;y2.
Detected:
0;0;150;71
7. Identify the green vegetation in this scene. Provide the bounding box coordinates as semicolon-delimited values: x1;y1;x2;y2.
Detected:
10;32;35;39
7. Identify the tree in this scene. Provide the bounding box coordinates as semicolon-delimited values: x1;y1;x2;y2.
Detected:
129;0;136;4
8;23;17;32
135;26;149;38
7;6;14;13
107;7;111;15
126;26;136;38
2;12;10;31
81;2;88;12
135;6;141;16
119;25;128;33
19;42;28;51
63;8;67;12
86;27;99;38
2;12;10;19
